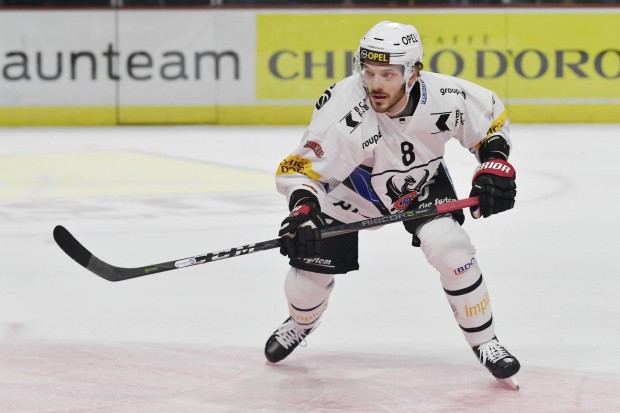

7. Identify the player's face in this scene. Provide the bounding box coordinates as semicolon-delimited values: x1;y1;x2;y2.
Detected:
362;63;407;113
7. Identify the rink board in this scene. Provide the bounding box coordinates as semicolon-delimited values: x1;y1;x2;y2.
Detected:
0;8;618;125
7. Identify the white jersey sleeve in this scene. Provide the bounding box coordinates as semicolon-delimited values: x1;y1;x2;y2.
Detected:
275;77;367;210
427;73;511;161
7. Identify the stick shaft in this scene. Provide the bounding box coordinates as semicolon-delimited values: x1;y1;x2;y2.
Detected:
54;197;478;282
321;196;479;238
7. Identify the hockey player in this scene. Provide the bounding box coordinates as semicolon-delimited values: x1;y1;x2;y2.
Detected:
266;21;520;389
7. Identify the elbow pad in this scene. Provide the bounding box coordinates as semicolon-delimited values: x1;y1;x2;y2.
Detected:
478;135;510;163
288;189;321;212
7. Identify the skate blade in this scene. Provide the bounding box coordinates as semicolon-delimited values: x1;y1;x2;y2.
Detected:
496;375;519;391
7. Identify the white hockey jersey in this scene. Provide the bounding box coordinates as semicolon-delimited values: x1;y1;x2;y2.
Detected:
276;71;511;224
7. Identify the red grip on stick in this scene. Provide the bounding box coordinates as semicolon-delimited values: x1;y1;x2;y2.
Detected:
436;196;479;214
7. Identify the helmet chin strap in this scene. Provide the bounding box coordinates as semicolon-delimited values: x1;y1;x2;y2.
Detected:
384;91;409;118
385;77;416;118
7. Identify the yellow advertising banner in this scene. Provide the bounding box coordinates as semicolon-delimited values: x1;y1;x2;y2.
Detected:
256;11;619;122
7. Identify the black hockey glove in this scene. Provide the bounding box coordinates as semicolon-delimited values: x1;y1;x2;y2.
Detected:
469;159;517;219
279;203;325;259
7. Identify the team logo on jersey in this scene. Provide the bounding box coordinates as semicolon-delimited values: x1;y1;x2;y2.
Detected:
431;112;452;134
385;169;430;211
315;84;336;110
340;111;361;133
303;140;324;158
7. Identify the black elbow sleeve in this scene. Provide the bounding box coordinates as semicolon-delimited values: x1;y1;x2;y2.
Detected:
288;189;320;212
479;135;510;162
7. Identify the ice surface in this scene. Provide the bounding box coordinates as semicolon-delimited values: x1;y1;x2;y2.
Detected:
1;124;619;412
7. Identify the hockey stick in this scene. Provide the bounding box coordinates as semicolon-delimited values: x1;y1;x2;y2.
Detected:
53;196;478;282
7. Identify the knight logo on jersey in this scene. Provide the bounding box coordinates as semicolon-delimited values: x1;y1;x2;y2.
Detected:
385;169;430;211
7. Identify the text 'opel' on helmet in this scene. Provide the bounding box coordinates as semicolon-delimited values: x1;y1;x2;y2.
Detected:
354;21;424;93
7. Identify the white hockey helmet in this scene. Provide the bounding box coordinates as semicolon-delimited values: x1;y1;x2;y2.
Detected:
354;21;423;93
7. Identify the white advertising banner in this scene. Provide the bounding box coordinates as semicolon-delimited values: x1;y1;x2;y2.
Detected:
116;10;255;106
0;10;255;124
0;8;617;125
0;11;117;106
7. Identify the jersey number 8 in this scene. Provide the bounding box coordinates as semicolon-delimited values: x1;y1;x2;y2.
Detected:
401;142;415;166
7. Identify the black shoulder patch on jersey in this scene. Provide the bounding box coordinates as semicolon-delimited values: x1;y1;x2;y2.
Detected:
315;84;336;110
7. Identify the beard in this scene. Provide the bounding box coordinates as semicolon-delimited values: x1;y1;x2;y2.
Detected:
368;85;407;114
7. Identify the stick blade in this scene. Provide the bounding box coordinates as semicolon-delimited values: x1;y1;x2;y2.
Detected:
53;225;125;282
53;225;93;269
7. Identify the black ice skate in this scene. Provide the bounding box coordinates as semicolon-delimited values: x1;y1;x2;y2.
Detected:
264;317;315;363
472;336;521;390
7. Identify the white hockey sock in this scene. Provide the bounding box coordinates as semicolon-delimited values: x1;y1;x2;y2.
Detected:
284;267;334;328
442;272;495;346
417;216;496;346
